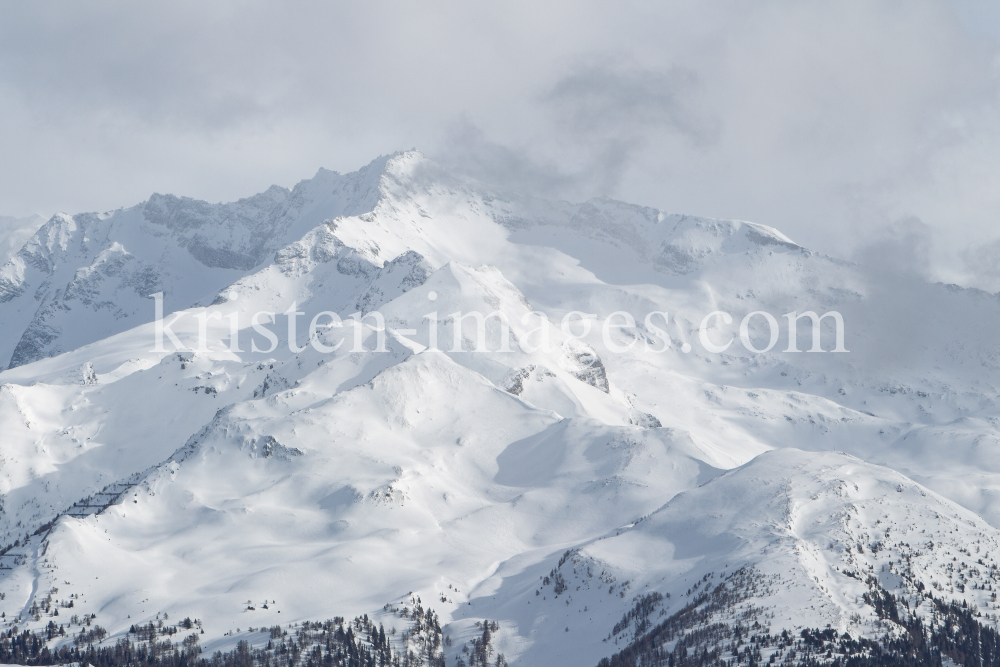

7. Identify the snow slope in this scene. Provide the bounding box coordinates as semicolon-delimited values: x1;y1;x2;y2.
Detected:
2;151;1000;666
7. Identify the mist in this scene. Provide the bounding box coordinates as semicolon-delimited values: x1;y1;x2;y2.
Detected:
1;1;999;287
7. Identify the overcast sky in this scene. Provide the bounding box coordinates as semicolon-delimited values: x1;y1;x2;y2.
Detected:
2;1;1000;287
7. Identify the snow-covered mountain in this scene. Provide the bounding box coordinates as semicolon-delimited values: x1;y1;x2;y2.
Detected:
2;151;1000;667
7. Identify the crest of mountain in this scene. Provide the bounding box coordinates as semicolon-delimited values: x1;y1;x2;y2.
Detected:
0;157;392;369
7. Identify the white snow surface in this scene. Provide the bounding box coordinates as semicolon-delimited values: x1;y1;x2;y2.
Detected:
2;152;1000;665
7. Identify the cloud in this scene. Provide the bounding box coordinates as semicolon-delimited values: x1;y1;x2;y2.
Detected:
852;217;935;281
437;114;641;201
545;61;715;145
437;119;580;198
437;1;1000;282
0;0;998;289
962;239;1000;293
436;59;716;199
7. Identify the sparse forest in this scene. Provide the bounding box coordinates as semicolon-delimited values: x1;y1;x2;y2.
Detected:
599;570;1000;667
0;604;447;667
